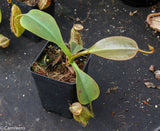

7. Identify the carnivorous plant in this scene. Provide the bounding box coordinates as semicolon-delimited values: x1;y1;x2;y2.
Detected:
12;9;154;126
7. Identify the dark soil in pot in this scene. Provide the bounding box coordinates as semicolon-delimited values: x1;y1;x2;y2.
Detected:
30;41;91;118
32;42;89;83
121;0;158;6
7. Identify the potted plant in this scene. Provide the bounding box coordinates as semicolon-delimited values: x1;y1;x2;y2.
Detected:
121;0;158;6
14;9;154;126
30;39;92;119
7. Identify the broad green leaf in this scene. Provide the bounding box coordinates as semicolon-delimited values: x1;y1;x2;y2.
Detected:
0;8;2;23
0;34;10;48
10;4;25;37
87;36;139;60
69;24;83;54
71;62;100;105
20;9;71;57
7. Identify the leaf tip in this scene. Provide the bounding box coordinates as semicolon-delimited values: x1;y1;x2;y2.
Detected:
148;44;155;53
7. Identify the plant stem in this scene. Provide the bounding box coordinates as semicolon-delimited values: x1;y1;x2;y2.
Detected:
59;42;72;58
69;50;89;63
89;102;93;114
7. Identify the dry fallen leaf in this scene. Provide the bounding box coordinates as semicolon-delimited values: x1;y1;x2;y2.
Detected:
144;82;156;88
106;86;118;93
129;10;137;16
144;82;160;89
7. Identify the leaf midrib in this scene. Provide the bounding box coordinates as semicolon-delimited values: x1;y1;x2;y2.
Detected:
23;14;59;44
89;48;138;53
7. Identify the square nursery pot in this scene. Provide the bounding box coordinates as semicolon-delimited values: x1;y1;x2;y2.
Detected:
30;41;91;118
121;0;158;6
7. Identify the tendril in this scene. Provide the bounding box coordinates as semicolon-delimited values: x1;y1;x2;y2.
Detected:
138;44;154;54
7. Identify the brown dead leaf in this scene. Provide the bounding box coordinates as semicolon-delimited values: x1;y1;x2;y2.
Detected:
144;82;160;89
144;82;156;88
52;51;63;67
106;86;118;93
66;65;75;75
129;10;137;16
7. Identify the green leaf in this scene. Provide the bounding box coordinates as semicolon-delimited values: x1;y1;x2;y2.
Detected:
71;62;100;105
87;36;139;60
0;8;2;23
10;4;25;37
20;9;71;57
69;24;83;54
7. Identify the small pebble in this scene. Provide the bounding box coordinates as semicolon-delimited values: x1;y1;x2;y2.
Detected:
36;118;40;122
155;105;158;108
149;65;154;72
151;10;156;13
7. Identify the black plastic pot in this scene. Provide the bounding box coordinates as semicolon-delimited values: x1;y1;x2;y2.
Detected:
121;0;158;6
30;41;91;118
